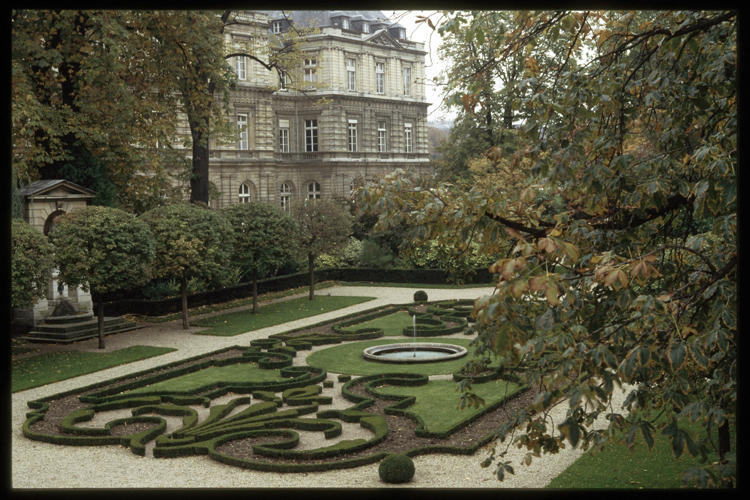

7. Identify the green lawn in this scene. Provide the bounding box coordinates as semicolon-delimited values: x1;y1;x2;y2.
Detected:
12;346;177;393
124;362;286;396
340;310;416;337
192;295;376;336
305;338;480;376
548;411;734;489
374;378;523;434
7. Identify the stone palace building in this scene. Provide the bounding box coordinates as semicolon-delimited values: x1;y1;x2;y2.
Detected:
175;10;432;209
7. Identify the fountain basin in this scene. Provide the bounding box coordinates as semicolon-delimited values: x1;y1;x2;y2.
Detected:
362;343;467;364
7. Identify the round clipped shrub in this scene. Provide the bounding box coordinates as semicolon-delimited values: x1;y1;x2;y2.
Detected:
413;290;428;302
378;453;415;484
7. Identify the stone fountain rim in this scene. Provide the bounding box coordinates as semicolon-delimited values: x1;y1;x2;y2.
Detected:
362;342;468;364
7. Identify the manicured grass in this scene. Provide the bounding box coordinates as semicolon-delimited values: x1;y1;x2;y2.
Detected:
374;378;523;433
12;346;177;393
192;295;376;336
130;282;339;323
547;411;733;489
305;338;480;376
340;310;416;337
124;363;286;396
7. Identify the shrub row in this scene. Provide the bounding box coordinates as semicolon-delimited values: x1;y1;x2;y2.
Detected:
101;267;493;316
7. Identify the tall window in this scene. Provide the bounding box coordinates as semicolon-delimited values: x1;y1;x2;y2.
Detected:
239;183;252;203
377;121;387;152
402;66;411;96
280;183;291;210
305;119;318;152
236;56;246;81
237;114;248;150
346;58;356;91
375;62;385;94
348;120;358;152
307;182;321;200
304;58;317;86
404;123;413;153
279;119;290;153
279;71;287;89
272;21;282;34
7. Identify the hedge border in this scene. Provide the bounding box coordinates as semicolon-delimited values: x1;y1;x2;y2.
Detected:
101;267;493;317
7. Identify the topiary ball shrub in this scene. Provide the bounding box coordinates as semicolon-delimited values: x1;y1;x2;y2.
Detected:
378;453;415;484
413;290;428;302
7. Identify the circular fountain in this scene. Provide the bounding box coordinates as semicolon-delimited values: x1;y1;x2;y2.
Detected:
362;343;467;364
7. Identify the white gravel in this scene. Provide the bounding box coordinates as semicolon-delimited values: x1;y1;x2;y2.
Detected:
12;286;631;489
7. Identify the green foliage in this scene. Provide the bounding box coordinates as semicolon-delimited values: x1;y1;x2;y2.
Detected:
221;201;298;281
378;453;415;483
361;10;737;487
50;206;155;296
140;203;235;290
11;10;186;209
58;147;118;207
291;199;354;260
11;219;55;309
140;202;235;328
290;199;354;299
413;290;428;302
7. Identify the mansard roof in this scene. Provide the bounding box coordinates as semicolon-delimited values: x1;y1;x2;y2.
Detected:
264;10;402;30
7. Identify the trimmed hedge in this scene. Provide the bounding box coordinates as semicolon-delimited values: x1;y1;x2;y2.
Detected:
101;267;493;316
379;453;415;483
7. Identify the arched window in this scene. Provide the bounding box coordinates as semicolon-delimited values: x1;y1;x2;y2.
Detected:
239;182;253;203
307;182;321;200
280;183;292;211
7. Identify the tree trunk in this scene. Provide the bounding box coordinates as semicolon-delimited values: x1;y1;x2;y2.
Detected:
308;253;315;300
718;419;733;488
252;268;259;314
181;278;189;330
95;290;105;349
190;138;210;205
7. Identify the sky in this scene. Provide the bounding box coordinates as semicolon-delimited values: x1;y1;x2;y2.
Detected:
389;10;456;122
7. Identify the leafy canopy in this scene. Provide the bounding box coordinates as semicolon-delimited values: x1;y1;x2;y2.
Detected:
361;10;736;488
221;201;298;281
140;203;235;287
49;206;155;295
11;219;56;309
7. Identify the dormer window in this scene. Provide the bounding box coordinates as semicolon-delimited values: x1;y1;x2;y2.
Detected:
389;27;406;39
361;23;369;33
272;21;282;34
332;15;350;30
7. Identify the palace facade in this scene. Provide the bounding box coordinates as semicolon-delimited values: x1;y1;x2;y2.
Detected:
172;10;432;209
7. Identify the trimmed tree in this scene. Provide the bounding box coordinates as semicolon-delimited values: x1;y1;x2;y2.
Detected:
290;199;353;300
48;206;155;349
11;219;56;310
221;201;298;314
140;203;235;329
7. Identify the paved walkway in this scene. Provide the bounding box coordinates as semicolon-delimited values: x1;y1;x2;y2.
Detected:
11;285;630;489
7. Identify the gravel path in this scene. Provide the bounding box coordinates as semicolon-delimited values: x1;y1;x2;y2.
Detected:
12;285;630;489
